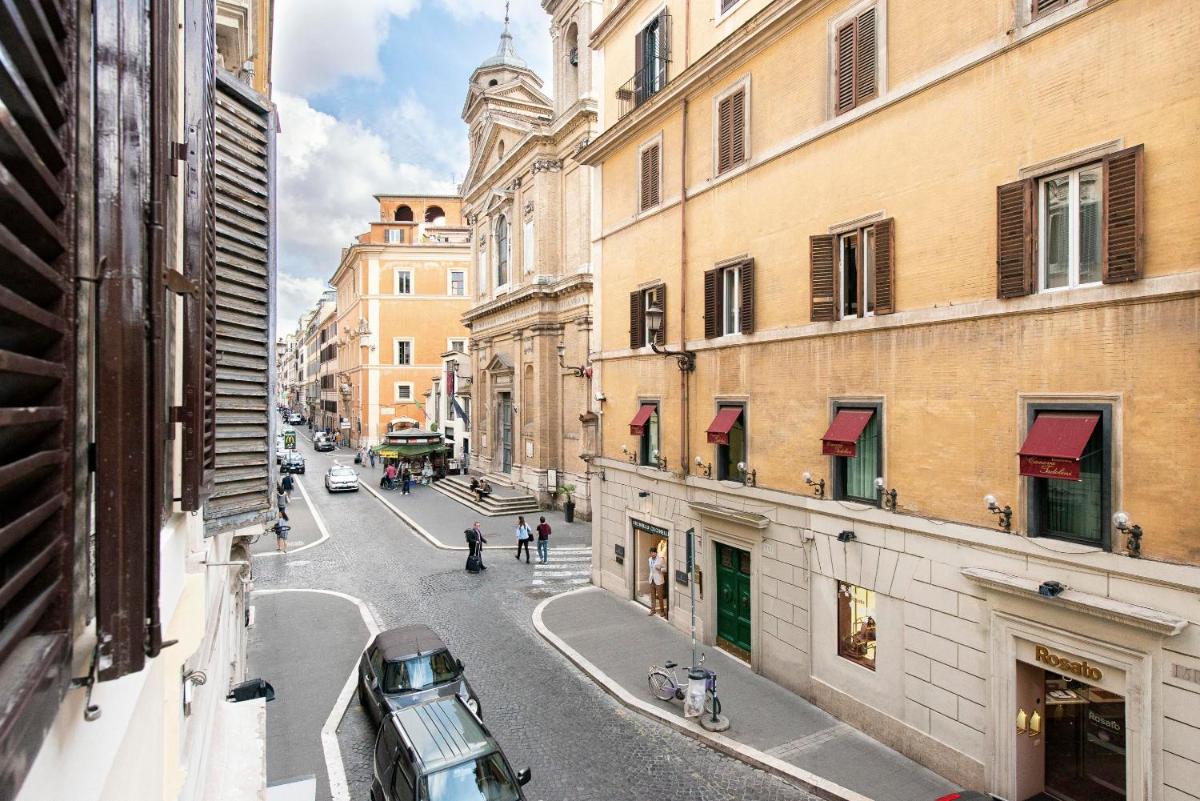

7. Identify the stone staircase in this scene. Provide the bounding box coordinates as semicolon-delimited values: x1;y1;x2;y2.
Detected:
433;475;541;517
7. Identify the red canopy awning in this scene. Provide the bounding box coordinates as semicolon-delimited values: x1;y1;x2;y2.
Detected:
629;404;656;435
1019;413;1099;481
706;407;743;445
821;409;874;457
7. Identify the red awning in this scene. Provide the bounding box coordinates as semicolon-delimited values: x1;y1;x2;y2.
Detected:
629;404;656;435
1018;413;1100;481
706;407;743;445
821;409;874;457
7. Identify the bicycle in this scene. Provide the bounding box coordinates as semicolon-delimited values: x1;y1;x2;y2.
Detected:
647;653;721;721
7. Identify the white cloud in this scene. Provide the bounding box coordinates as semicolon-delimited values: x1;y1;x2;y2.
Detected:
275;272;331;332
274;92;456;325
436;0;553;80
274;0;420;95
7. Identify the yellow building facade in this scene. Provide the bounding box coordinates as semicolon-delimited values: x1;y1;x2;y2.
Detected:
582;0;1200;797
330;196;472;448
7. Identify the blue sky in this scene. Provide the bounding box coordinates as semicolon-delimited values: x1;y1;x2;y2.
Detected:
272;0;551;327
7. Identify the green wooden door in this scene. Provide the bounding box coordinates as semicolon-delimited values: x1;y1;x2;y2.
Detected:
715;543;752;654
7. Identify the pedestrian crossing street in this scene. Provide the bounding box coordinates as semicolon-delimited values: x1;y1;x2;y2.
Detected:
528;547;592;594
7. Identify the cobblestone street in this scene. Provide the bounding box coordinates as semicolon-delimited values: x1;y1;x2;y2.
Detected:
250;437;817;801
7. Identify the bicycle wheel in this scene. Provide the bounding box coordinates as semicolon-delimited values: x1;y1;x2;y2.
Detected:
648;670;676;701
704;690;721;717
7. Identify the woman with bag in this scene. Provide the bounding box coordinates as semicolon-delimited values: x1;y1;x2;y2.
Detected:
514;516;532;563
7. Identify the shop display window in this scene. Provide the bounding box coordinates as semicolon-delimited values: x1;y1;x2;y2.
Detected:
837;581;876;670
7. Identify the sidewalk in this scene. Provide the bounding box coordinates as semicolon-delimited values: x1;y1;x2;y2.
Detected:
362;479;593;550
251;470;327;557
535;588;959;801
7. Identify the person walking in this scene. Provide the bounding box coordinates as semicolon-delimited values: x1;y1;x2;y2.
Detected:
515;516;532;563
280;471;294;501
401;467;412;495
536;516;551;564
369;448;376;469
273;517;290;553
470;522;488;570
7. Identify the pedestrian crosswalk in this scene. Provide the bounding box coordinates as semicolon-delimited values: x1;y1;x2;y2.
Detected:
529;547;592;594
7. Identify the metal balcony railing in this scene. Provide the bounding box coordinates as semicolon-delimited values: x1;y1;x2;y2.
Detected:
616;55;669;119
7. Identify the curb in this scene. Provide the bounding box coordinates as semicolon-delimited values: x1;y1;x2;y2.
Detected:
531;587;873;801
256;473;329;558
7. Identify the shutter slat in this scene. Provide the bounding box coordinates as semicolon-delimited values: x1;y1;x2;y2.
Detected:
730;88;746;169
739;259;754;333
835;21;856;114
855;8;877;103
873;218;895;314
630;290;642;349
1101;144;1143;284
704;269;719;338
654;284;666;345
996;179;1035;298
810;235;836;322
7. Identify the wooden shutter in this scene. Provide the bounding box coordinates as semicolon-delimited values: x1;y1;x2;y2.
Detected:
704;269;720;338
634;25;645;89
658;10;671;63
654;284;667;345
0;0;78;791
1033;0;1068;19
207;74;275;534
834;20;857;114
640;143;660;211
717;89;746;175
630;290;643;348
854;8;878;103
1101;144;1143;284
740;259;755;333
872;218;895;314
810;235;837;322
182;0;218;510
996;179;1036;298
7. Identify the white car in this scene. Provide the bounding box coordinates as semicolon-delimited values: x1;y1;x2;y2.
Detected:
288;413;302;424
275;435;285;462
325;464;360;492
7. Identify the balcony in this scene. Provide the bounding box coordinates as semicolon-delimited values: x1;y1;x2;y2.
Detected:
616;55;669;120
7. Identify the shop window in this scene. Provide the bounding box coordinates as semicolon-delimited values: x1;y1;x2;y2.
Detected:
825;404;882;504
837;581;876;670
1023;404;1111;549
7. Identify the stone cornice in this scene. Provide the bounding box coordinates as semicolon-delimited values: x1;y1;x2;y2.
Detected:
462;272;594;325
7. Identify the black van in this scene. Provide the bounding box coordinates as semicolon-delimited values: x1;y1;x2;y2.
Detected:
370;696;531;801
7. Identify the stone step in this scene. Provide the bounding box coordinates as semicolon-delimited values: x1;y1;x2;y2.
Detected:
432;477;540;517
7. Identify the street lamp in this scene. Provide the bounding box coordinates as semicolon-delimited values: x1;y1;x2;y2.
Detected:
556;341;589;378
644;304;695;372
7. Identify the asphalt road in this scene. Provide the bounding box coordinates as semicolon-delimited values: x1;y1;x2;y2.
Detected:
251;430;816;801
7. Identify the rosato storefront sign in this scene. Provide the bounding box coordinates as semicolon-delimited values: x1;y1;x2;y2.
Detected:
1034;644;1103;681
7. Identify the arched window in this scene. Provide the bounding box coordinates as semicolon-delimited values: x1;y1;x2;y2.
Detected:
488;79;499;87
495;215;509;287
425;205;446;225
394;205;413;222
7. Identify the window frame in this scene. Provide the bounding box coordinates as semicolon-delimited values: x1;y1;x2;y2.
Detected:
637;401;661;467
721;266;741;335
1037;163;1103;294
712;76;751;178
394;269;413;295
637;133;663;213
393;338;414;366
834;224;879;320
643;286;658;347
714;402;747;482
1026;402;1112;550
715;0;746;25
394;382;415;402
385;227;405;244
447;338;467;354
494;214;510;290
830;400;884;506
836;581;878;671
448;269;467;296
637;8;669;98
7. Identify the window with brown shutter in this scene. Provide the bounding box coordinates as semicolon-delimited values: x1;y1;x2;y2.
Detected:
630;290;644;348
705;260;756;336
639;141;660;212
1101;145;1143;284
716;85;747;176
996;179;1036;298
834;5;880;116
872;218;895;314
704;269;721;338
0;1;79;793
652;284;666;345
810;235;837;322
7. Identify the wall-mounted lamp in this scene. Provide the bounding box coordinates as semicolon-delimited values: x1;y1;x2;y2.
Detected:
694;456;712;478
984;494;1013;532
873;477;898;511
1113;512;1143;558
802;472;826;499
737;461;757;487
620;444;637;463
644;304;696;372
556;341;590;378
836;530;857;543
650;449;668;471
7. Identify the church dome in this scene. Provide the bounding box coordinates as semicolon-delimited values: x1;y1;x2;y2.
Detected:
478;25;527;72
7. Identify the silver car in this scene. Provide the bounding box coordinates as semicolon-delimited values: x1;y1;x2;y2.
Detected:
324;464;360;492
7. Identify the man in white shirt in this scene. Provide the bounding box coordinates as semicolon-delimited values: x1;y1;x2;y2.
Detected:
649;547;667;617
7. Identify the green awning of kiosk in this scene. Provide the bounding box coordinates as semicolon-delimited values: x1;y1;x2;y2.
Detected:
374;444;448;458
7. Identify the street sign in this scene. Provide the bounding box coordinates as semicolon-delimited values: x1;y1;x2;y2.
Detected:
686;527;695;572
283;432;296;449
339;421;350;429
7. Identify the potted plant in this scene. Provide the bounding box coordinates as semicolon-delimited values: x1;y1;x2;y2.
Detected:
556;483;577;523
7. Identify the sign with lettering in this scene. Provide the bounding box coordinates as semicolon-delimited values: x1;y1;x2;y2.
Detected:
283;432;296;450
614;544;625;565
675;569;689;586
821;440;857;458
1020;455;1081;482
1172;663;1200;686
1035;645;1102;681
631;518;669;539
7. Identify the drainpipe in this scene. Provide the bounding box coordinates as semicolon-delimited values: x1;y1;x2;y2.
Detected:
678;0;692;476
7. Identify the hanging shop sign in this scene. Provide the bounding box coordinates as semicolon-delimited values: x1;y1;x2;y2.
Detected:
631;518;669;539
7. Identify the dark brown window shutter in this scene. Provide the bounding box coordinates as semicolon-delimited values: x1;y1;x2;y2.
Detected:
0;0;79;791
996;179;1036;298
640;144;660;211
810;235;837;322
855;8;878;103
873;218;895;314
704;269;720;338
658;10;671;62
717;93;733;174
739;259;755;333
729;88;746;170
181;0;217;511
1033;0;1068;19
654;284;667;345
635;26;645;80
1101;144;1143;284
630;290;643;348
834;20;856;115
649;145;660;207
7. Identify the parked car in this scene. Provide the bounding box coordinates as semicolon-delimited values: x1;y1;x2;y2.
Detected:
275;436;285;463
288;413;301;424
370;697;530;801
324;464;360;492
281;451;306;475
314;434;335;452
357;625;480;724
